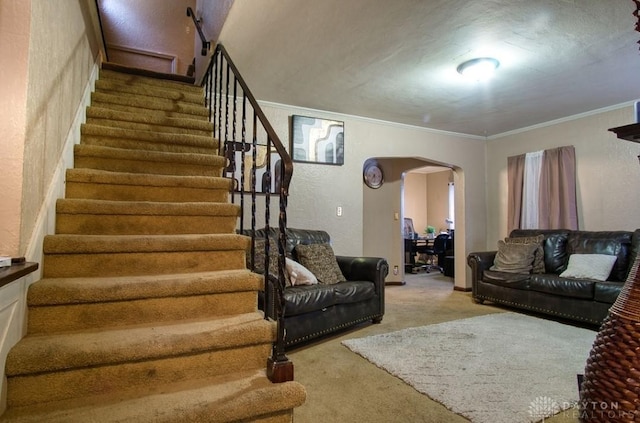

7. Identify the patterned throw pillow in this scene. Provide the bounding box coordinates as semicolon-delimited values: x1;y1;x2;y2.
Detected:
294;243;346;285
246;238;291;286
505;235;545;273
490;240;539;274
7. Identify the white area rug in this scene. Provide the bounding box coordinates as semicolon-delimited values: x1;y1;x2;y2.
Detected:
342;312;597;423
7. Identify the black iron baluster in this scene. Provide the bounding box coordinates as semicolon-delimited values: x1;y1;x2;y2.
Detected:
203;68;209;115
272;157;289;374
239;94;247;232
224;61;230;152
217;53;223;145
200;44;294;383
211;55;218;145
230;76;238;204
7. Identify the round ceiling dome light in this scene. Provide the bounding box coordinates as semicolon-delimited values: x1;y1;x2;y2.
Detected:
457;57;500;81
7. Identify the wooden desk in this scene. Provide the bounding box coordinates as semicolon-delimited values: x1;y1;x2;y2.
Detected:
404;237;434;272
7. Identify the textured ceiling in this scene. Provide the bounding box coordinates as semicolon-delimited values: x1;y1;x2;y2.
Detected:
218;0;640;137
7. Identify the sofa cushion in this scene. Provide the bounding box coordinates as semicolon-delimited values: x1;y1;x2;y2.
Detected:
567;231;632;282
559;254;617;282
284;284;336;316
593;281;624;304
528;274;595;299
543;233;570;274
490;240;538;273
295;243;347;284
333;281;376;305
509;230;570;274
286;228;331;258
505;234;545;273
482;270;531;289
285;258;318;286
284;280;376;316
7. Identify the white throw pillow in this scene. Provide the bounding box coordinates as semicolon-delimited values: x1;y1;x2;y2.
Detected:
285;258;318;286
559;254;617;281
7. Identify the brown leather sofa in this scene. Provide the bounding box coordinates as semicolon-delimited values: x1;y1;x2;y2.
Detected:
467;229;640;326
246;227;388;348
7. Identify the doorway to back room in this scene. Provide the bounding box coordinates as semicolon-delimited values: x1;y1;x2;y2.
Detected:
403;166;455;278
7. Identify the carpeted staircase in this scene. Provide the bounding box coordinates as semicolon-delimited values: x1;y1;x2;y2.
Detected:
0;64;305;422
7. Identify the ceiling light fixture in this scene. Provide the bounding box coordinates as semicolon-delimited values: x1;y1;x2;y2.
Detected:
457;57;500;81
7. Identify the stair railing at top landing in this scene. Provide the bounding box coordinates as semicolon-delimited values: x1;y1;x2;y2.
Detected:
201;43;294;383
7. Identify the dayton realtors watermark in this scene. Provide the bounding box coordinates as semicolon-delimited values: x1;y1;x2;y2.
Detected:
528;396;638;421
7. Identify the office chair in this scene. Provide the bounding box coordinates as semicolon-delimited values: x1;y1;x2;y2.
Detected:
422;233;449;273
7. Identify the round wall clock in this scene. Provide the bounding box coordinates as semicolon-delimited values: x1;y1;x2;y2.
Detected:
363;163;384;189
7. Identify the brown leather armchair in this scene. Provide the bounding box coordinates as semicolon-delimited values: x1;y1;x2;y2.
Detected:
247;227;388;348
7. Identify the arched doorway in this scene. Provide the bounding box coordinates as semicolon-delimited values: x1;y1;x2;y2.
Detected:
403;165;454;277
362;157;465;290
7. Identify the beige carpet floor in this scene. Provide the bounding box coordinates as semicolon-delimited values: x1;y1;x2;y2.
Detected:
289;272;584;422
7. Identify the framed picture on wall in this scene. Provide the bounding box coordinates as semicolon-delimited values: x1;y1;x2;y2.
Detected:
291;115;344;165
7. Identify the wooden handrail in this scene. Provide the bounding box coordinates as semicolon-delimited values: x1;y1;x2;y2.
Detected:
186;7;210;56
215;45;294;191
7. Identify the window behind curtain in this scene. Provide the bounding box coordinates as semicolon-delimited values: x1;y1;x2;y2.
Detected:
507;145;578;233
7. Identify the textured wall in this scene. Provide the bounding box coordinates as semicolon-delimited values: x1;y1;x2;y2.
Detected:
21;0;100;256
404;173;428;235
0;0;31;256
100;0;196;75
258;103;487;289
486;106;640;248
426;170;453;234
404;170;452;236
194;0;234;81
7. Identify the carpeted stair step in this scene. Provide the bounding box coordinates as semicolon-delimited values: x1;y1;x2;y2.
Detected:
86;106;214;137
0;369;306;423
90;91;209;121
90;96;209;122
73;144;225;177
80;123;218;155
99;65;202;92
55;199;239;235
0;63;305;422
5;313;275;407
95;78;205;105
42;233;249;278
26;270;264;334
65;168;231;202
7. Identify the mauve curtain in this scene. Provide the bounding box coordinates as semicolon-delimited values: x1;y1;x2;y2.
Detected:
507;145;578;233
539;146;578;229
507;155;525;233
